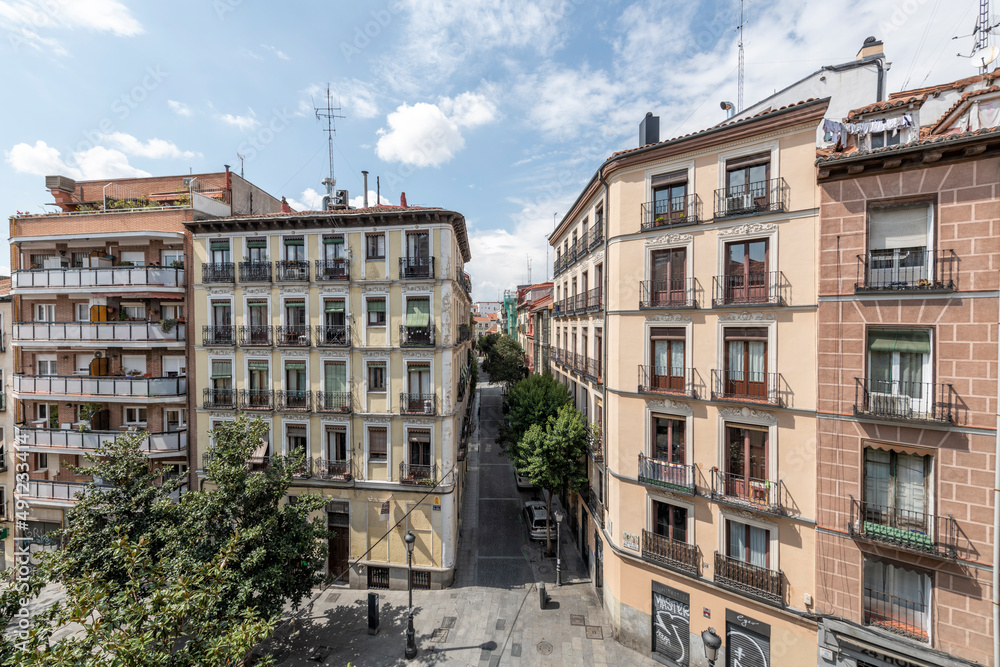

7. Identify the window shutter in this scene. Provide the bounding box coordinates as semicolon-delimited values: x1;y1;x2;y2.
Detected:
869;204;929;250
650;170;688;187
210;240;229;251
246;239;267;249
368;299;386;313
211;360;232;379
405;300;430;327
868;329;930;354
649;327;684;340
726;151;771;170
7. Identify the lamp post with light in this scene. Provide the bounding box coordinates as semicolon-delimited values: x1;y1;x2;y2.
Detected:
553;508;564;586
702;627;722;666
404;531;417;660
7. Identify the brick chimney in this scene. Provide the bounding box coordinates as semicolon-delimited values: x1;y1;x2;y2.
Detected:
856;36;883;61
280;196;291;213
400;192;408;208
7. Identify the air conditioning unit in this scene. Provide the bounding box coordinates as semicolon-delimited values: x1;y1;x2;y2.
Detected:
726;194;752;214
183;177;197;189
423;399;433;414
871;392;912;417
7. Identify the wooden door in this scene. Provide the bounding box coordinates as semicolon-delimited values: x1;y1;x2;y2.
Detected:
328;511;350;582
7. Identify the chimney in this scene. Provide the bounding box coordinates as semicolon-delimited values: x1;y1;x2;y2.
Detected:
400;192;408;208
639;112;659;147
45;175;76;208
856;36;884;61
280;196;291;213
362;171;369;207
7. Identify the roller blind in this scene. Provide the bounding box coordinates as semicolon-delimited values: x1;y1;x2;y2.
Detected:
726;151;771;170
325;301;345;313
323;235;344;245
246;239;266;248
650;327;684;340
368;299;385;313
405;299;430;327
247;361;269;370
651;170;687;187
869;204;929;250
210;240;229;250
325;363;346;392
211;360;232;379
868;329;930;354
284;361;306;371
284;299;305;307
283;236;304;246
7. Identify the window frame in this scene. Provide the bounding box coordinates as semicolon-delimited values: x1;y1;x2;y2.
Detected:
367;361;387;392
124;406;148;426
366;297;387;327
648;496;693;545
367;426;388;462
866;328;933;407
366;233;386;260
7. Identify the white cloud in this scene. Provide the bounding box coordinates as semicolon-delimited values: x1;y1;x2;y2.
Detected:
0;0;141;55
261;43;290;60
376;102;464;168
6;140;150;179
305;81;380;120
167;100;193;117
98;132;200;160
438;90;498;128
286;187;325;212
349;190;392;208
6;140;78;178
218;110;259;131
72;145;150;178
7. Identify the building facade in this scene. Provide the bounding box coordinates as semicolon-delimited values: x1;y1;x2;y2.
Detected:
0;282;11;569
814;74;999;666
188;205;474;589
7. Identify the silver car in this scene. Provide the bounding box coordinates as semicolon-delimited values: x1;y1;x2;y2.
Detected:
523;501;557;541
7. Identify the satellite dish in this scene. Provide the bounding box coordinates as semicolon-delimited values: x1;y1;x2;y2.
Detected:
971;45;999;68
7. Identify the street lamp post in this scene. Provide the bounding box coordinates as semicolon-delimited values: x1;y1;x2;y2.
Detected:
553;508;564;586
702;627;722;666
404;531;417;660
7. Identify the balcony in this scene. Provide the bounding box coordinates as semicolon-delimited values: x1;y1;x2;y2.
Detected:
13;266;185;290
401;393;436;415
315;324;350;347
399;463;437;486
641;530;700;576
203;388;235;409
712;271;786;307
316;391;352;413
710;469;783;515
586;488;605;528
275;325;310;346
713;178;787;219
15;321;185;345
276;390;311;412
855;249;956;294
863;587;929;643
19;479;111;504
640;278;696;308
238;261;272;283
238;389;274;411
15;425;187;456
202;325;235;346
202;262;235;283
315;458;354;482
315;258;350;281
275;260;309;282
400;325;435;347
14;375;186;399
853;378;954;424
710;369;781;405
238;325;273;346
590;222;604;249
400;257;434;279
640;194;700;230
638;365;695;397
585;287;603;312
0;393;5;412
458;324;472;343
713;552;784;606
585;357;602;384
572;353;586;377
637;455;695;495
849;497;957;559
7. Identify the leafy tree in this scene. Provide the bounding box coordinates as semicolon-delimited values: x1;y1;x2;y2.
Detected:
482;336;526;389
498;374;570;469
522;405;590;555
476;332;500;358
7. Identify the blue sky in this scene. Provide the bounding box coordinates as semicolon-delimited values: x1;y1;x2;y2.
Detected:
0;0;986;297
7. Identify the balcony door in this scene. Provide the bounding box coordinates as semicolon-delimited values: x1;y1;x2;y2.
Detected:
652;500;687;543
324;362;347;409
248;361;269;406
212;301;231;328
650;328;684;390
325;427;347;462
283;237;305;262
725;240;768;303
726;519;769;569
651;248;686;305
408;364;430;398
651;170;687;226
408;430;431;467
868;204;930;286
864;448;930;534
725;327;767;398
247;300;269;343
211;360;232;403
653;416;685;465
246;238;267;263
726;425;768;502
405;299;430;343
725;152;770;210
867;329;931;413
285;362;307;406
210;240;230;265
284;300;306;344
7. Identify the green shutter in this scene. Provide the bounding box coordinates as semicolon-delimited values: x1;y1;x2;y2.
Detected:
405;300;430;327
869;330;931;354
247;299;268;306
284;361;307;371
246;239;267;248
211;360;232;379
284;237;304;246
210;240;229;251
368;300;385;313
324;363;346;392
285;299;305;307
323;236;344;245
248;360;269;370
325;301;345;313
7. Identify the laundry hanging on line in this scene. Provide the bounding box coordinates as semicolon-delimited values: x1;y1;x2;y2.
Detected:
842;113;913;135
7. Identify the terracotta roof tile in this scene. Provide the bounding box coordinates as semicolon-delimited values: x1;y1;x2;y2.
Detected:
929;85;1000;133
0;277;10;296
846;95;925;119
816;125;1000;164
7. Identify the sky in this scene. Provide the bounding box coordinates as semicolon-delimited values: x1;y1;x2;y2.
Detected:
0;0;988;299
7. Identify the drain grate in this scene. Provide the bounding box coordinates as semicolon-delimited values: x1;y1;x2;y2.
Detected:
430;628;449;643
323;592;340;604
537;640;554;655
442;616;457;629
511;643;522;657
570;614;586;626
495;618;505;631
585;626;604;640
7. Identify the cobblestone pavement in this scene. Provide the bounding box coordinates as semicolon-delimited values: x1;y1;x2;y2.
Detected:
266;375;658;667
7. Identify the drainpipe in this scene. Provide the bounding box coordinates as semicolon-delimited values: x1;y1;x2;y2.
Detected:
875;59;885;102
598;166;610;531
994;269;999;667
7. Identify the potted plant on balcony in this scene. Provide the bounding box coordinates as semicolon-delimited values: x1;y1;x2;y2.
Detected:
170;260;184;268
160;318;177;334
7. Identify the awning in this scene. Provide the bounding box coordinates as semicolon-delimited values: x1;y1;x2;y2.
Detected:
325;302;345;313
283;237;304;246
102;292;184;300
248;361;269;370
284;299;305;307
405;300;430;327
246;239;267;249
210;240;229;250
869;330;930;354
865;440;935;458
284;361;306;370
323;236;344;244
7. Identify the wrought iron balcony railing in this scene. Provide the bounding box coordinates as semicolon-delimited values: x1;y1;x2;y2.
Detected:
19;479;111;503
316;391;352;413
712;271;786;306
400;257;434;279
315;324;350;346
276;390;311;412
401;393;436;415
315;458;354;481
710;369;781;405
864;587;929;642
586;488;604;528
275;260;309;281
203;387;235;409
853;378;954;424
400;325;435;347
238;325;273;346
238;389;274;411
458;324;472;343
855;248;956;294
641;530;700;576
849;497;957;559
315;258;350;281
638;365;695;397
275;325;310;346
590;222;604;249
710;469;782;514
202;262;235;283
713;178;787;219
638;455;695;495
585;356;602;384
640;278;697;308
713;552;783;606
202;325;235;346
585;287;603;312
238;261;272;283
399;463;436;486
641;194;700;230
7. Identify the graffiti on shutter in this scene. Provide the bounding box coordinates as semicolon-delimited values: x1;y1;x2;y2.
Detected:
725;609;770;667
652;581;690;666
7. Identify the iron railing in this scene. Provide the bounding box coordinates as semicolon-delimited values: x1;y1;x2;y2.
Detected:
585;357;602;384
586;488;604;528
315;458;354;481
238;261;272;282
399;463;437;486
275;325;310;346
710;469;782;514
238;389;274;411
400;325;435;347
276;390;311;412
642;530;700;576
238;325;273;346
203;388;235;409
640;278;697;308
316;391;352;413
591;222;604;248
400;257;434;279
401;393;436;415
13;266;185;289
853;378;954;424
13;375;186;398
275;260;309;281
712;271;786;306
315;258;350;281
711;369;781;405
20;479;111;502
14;425;186;454
641;194;700;230
585;287;603;312
202;262;234;283
458;324;472;343
638;455;695;494
202;325;235;346
638;365;695;397
713;552;783;605
16;321;185;343
850;497;957;559
855;248;956;293
713;178;787;219
315;324;350;347
864;587;929;642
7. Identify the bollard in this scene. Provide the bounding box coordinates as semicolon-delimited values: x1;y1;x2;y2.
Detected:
539;582;549;609
367;592;380;635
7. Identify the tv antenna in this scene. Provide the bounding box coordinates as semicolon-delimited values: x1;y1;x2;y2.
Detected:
236;153;245;178
737;0;747;111
314;85;345;202
956;0;1000;72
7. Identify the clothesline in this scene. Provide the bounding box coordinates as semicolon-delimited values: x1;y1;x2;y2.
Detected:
823;113;913;143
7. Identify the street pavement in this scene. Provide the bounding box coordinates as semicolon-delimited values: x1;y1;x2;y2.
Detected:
264;371;659;667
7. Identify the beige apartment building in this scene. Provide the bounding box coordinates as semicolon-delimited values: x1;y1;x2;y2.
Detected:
550;41;885;667
188;204;474;589
0;282;11;569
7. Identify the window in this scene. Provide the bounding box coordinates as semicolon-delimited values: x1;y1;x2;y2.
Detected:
165;408;186;432
161;249;184;266
75;354;93;374
652;499;687;543
724;239;768;303
121;303;146;320
867;329;931;406
407;232;429;260
162;356;185;376
35;304;55;322
323;235;346;260
245;238;267;262
122;354;146;375
870;128;903;149
367;298;386;326
248;360;269;392
284;299;306;327
37;453;49;470
211;359;232;392
366;233;385;260
120;251;145;266
726;518;770;568
71;252;88;268
324;361;347;400
864;559;931;641
724;151;771;207
161;304;184;321
286;424;307;457
650;170;688;226
652;416;685;464
725;424;770;503
407;362;430;396
75;303;90;322
649;248;686;306
724;327;767;398
649;328;685;390
211;300;232;327
408;429;431;467
36;355;57;376
868;203;931;286
326;426;348;462
283;236;305;262
209;239;230;264
368;362;386;391
124;407;147;426
285;361;307;392
864;447;931;531
368;427;387;461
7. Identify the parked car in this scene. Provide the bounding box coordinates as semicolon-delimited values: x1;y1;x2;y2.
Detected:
514;469;535;489
523;501;557;541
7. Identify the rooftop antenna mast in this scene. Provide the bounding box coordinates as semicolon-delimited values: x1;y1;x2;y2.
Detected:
737;0;747;112
236;153;245;179
314;85;345;204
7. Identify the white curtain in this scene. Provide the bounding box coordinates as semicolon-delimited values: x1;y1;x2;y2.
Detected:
655;340;670;373
728;342;744;381
670;341;684;376
728;521;745;560
895;453;926;518
864;449;892;508
749;526;768;568
748;341;765;382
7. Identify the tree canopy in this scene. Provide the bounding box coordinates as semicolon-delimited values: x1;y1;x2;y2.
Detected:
481;335;526;389
498;373;570;470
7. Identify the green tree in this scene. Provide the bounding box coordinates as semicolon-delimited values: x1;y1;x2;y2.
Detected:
476;332;500;358
522;405;590;555
482;336;526;389
498;373;570;469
